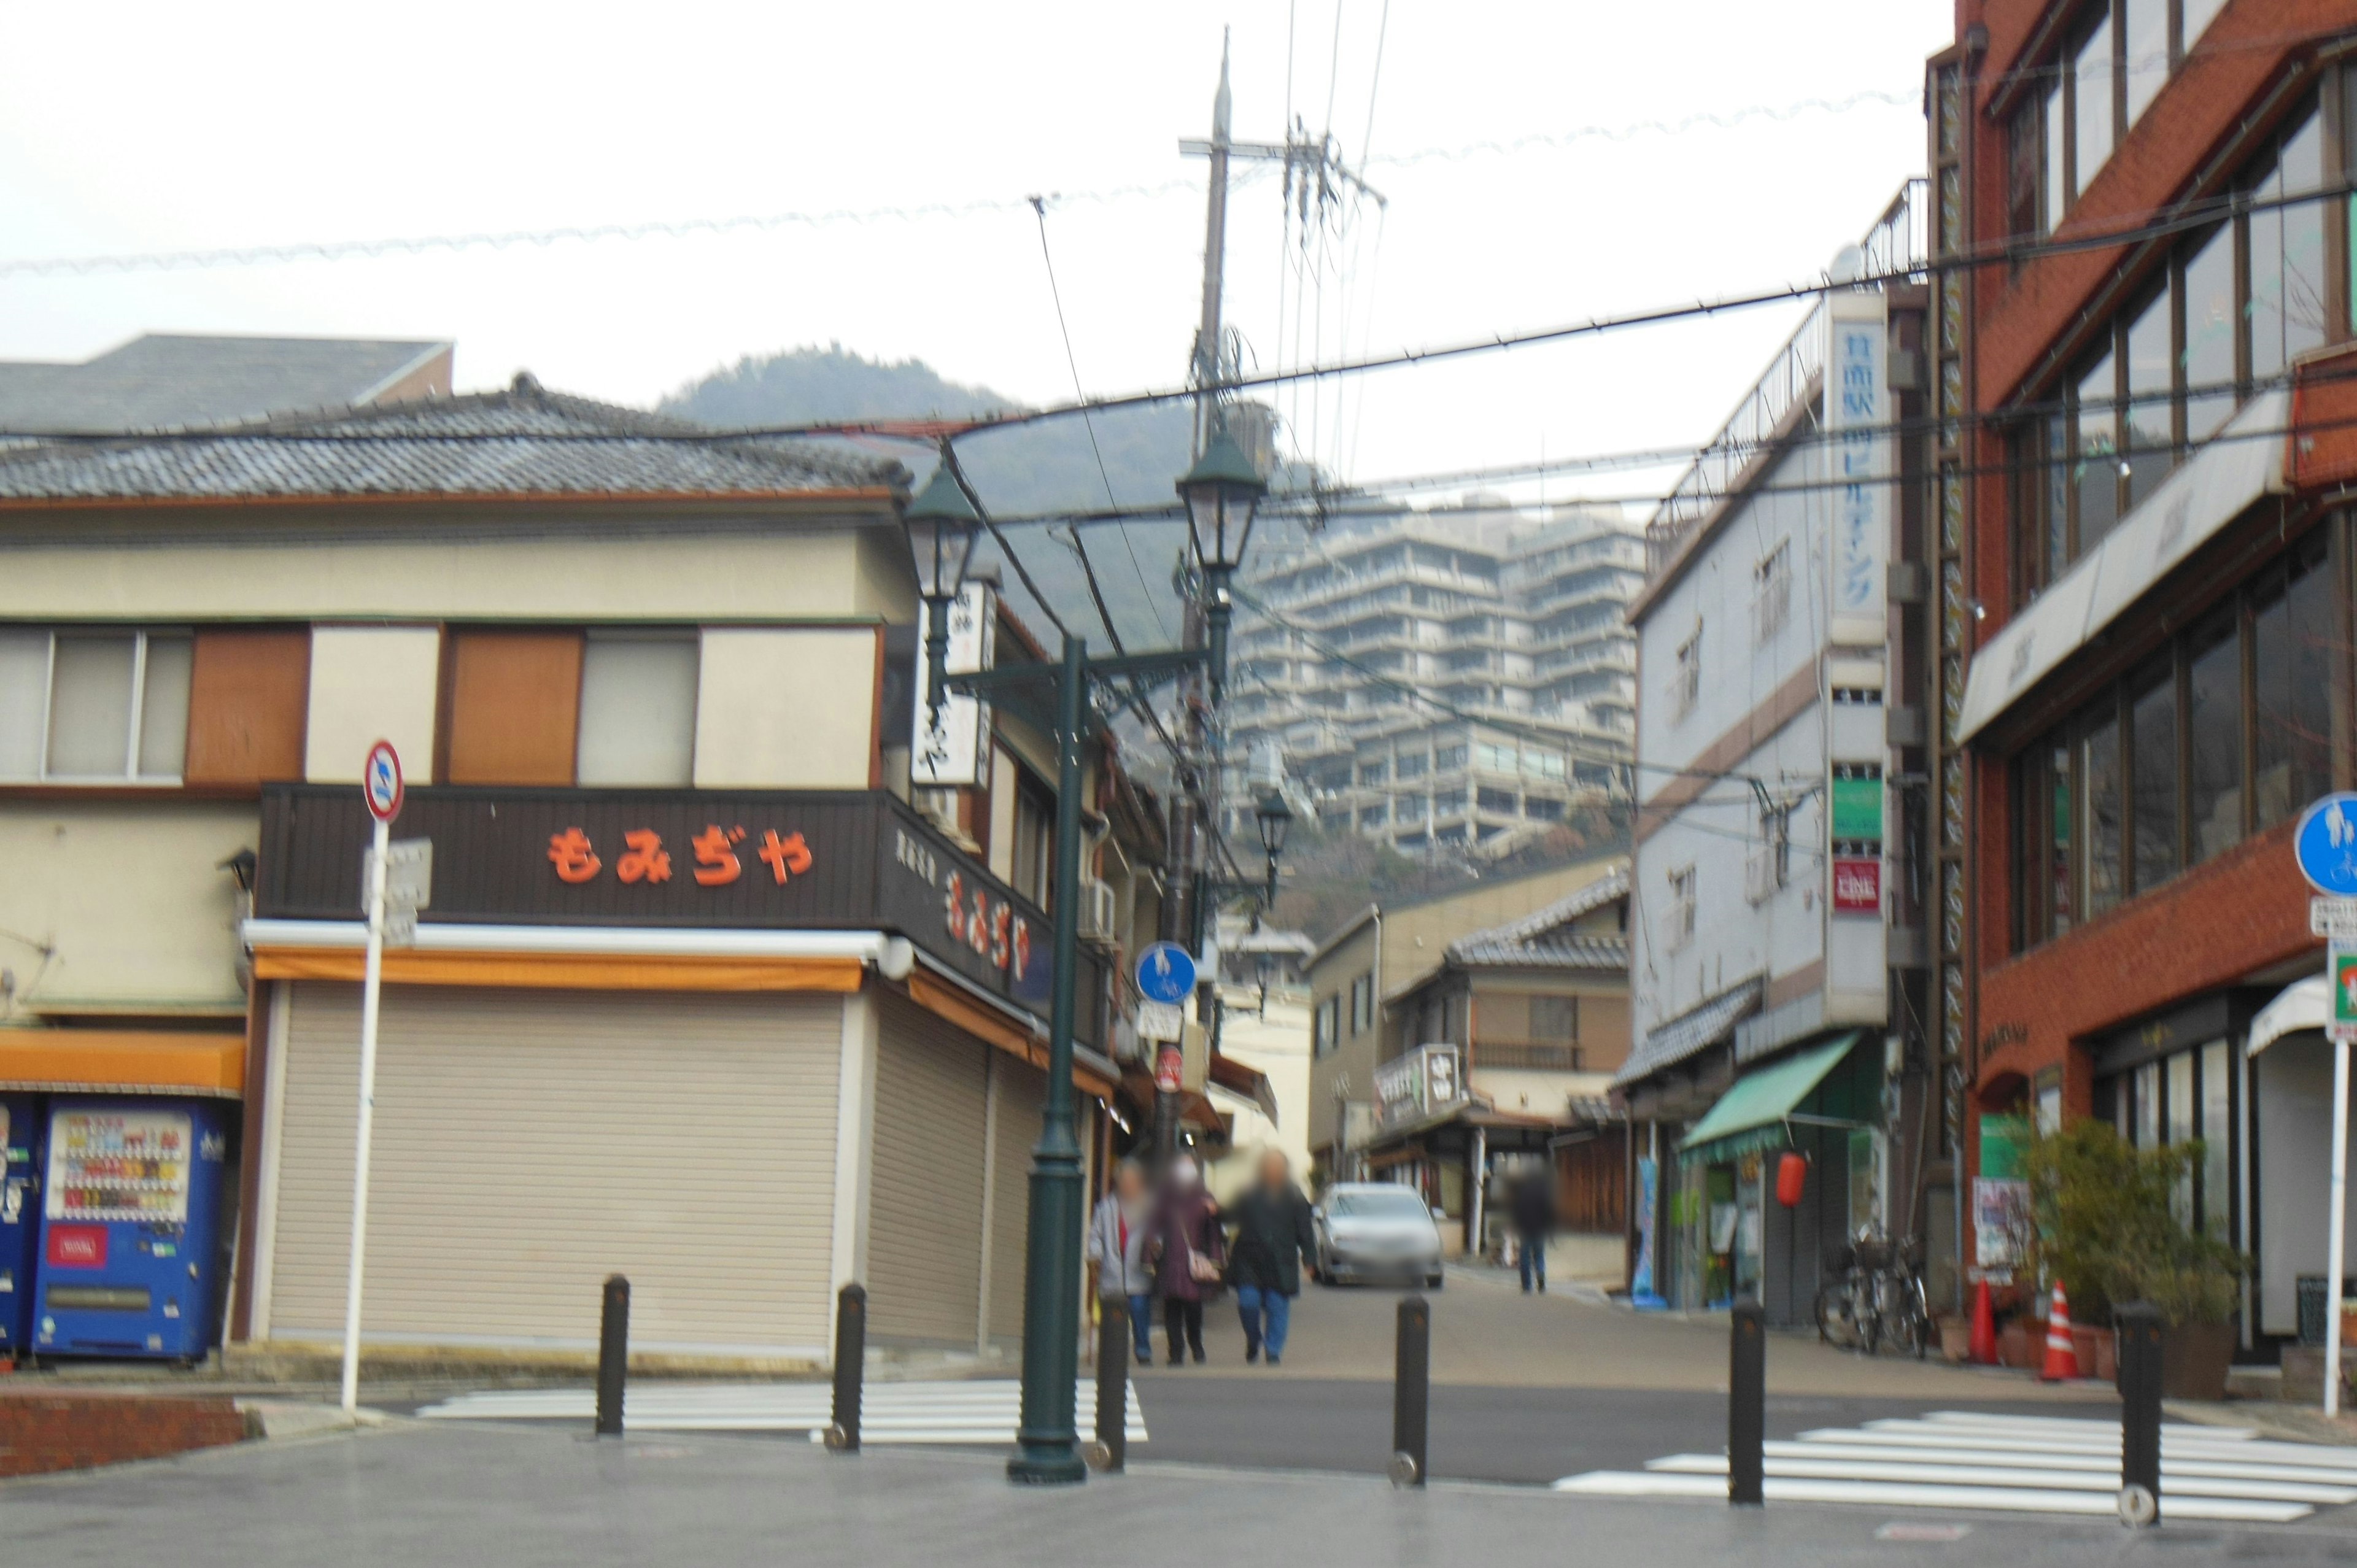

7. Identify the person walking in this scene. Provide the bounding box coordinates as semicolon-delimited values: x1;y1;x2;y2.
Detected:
1146;1156;1223;1365
1511;1164;1557;1294
1225;1149;1317;1365
1085;1157;1155;1365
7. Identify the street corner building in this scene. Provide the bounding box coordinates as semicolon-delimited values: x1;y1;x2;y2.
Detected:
1620;176;1941;1323
0;374;1167;1373
1937;1;2357;1367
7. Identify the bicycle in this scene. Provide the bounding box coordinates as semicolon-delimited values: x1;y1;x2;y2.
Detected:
1814;1231;1930;1358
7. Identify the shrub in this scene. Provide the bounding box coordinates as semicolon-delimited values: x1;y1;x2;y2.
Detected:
2017;1119;2245;1327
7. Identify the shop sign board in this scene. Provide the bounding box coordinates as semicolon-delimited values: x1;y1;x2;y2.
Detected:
1831;856;1882;915
910;583;996;788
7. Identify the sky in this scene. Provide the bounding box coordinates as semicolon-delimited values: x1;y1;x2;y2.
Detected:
0;1;1954;514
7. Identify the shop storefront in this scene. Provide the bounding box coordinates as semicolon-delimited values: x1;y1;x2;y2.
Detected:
235;783;1113;1364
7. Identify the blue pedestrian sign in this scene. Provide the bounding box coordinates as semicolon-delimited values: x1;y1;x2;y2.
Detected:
1134;941;1197;1005
2294;793;2357;896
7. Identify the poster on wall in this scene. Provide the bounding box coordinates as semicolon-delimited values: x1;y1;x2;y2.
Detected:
1972;1176;2034;1275
1631;1157;1660;1303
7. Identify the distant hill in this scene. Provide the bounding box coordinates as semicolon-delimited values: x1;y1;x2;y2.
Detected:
660;344;1313;649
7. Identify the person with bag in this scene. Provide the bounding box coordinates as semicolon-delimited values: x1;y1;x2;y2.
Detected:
1146;1154;1223;1365
1085;1157;1155;1365
1225;1148;1317;1365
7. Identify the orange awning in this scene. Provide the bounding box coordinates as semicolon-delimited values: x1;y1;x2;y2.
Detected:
0;1030;246;1099
905;971;1117;1100
252;946;864;994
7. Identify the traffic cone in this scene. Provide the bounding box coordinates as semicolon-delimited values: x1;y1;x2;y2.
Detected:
2041;1282;2080;1381
1969;1277;1998;1365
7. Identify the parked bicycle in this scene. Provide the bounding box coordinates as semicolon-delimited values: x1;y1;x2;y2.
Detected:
1814;1230;1929;1359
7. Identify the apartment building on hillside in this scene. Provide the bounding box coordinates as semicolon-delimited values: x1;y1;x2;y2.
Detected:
1229;496;1645;854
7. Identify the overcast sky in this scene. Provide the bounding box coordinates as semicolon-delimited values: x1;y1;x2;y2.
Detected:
0;1;1951;512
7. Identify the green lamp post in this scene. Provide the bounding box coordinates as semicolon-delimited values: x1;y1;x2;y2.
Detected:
1176;427;1267;702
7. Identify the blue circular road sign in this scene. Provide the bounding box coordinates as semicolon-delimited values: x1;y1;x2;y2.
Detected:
2293;792;2357;896
1134;941;1197;1005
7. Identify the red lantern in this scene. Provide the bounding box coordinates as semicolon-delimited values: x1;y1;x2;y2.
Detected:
1775;1151;1807;1208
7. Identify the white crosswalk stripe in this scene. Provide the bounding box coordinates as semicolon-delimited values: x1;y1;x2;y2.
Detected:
1554;1410;2357;1523
416;1378;1147;1445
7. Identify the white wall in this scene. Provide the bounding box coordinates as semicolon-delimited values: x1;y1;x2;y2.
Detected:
1207;989;1314;1204
693;627;877;789
305;626;441;784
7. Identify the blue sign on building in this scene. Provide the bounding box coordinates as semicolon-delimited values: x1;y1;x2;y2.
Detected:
1134;941;1197;1005
2293;792;2357;896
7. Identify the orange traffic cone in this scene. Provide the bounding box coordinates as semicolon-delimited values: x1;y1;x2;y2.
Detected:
2041;1282;2080;1381
1969;1277;1998;1364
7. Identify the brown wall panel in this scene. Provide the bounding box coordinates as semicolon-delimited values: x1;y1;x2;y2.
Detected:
185;628;311;785
444;630;582;786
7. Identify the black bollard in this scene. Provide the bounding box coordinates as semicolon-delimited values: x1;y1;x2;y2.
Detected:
1728;1301;1764;1505
2116;1302;2163;1526
826;1283;866;1454
1391;1294;1430;1488
1088;1297;1129;1472
594;1274;629;1438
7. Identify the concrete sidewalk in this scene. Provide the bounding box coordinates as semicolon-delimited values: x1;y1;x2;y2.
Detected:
6;1417;2354;1567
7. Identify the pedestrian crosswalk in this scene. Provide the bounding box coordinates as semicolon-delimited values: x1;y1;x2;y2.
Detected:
1554;1410;2357;1523
416;1378;1147;1446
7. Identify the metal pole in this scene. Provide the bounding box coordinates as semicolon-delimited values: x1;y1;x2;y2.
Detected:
1088;1297;1129;1472
2117;1301;2163;1525
1390;1294;1429;1487
1008;633;1089;1485
339;814;390;1415
1728;1301;1765;1505
595;1275;629;1438
2326;1037;2350;1418
827;1282;866;1453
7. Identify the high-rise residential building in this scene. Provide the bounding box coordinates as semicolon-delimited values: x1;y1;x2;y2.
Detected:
1228;495;1645;854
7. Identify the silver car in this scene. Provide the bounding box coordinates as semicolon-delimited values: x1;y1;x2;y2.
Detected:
1312;1183;1446;1289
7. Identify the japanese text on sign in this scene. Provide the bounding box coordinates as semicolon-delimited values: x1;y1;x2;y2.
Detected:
548;825;813;887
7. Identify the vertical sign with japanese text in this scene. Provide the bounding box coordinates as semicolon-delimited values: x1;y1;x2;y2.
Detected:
911;582;996;788
1824;293;1889;649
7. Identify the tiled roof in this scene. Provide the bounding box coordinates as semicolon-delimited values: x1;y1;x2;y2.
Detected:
0;333;451;434
1613;976;1763;1087
1444;866;1630;969
0;373;902;501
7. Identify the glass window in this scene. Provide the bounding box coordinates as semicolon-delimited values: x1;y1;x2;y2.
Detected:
137;635;192;780
2123;0;2168;126
2074;350;2119;552
46;635;136;777
2075;15;2115;197
575;635;699;786
2082;701;2123;919
2183;0;2227;47
2186;612;2243;864
1396;752;1427;779
2200;1039;2232;1237
2047;740;2073;939
2181;225;2237;441
2133;1060;2159;1148
2124;283;2174;507
2280;111;2329;368
2166;1049;2196;1221
0;630;50;779
2009;99;2043;237
2252;538;2333;830
2130;658;2179;894
2044;80;2067;228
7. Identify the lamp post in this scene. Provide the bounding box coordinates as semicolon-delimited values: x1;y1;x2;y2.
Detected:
1253;789;1293;911
1175;425;1268;702
905;455;983;726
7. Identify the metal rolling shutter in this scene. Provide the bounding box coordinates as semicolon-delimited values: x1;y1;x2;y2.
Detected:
864;996;988;1346
988;1059;1047;1343
267;984;839;1355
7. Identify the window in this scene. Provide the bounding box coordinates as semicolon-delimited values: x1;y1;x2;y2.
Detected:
2249;109;2329;384
1008;767;1056;909
2008;96;2044;239
1358;759;1388;786
1476;786;1517;814
1396;752;1428;780
2012;525;2343;949
2073;14;2114;198
2105;1037;2236;1240
1671;627;1702;721
1358;804;1387;830
1531;995;1579;1042
1474;742;1515;774
2072;347;2121;554
1434;743;1468;772
1521;751;1566;780
576;633;699;786
2180;223;2236;441
1314;995;1340;1057
1752;541;1790;644
2182;0;2227;47
2121;0;2167;128
1350;972;1374;1035
0;629;192;782
2122;282;2173;509
1525;796;1564;821
1664;865;1697;953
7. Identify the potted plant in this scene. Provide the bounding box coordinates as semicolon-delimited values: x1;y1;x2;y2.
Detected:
2018;1121;2247;1400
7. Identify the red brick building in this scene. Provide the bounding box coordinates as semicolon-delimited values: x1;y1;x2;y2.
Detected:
1940;1;2357;1354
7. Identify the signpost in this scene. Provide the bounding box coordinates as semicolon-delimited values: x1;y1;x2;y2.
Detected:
2294;794;2357;1419
342;741;425;1415
1136;942;1195;1097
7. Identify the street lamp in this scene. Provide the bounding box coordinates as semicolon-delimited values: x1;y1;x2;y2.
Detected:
1253;790;1293;908
1176;425;1266;701
905;457;983;725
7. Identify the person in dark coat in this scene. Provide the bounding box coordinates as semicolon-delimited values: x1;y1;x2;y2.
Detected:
1511;1165;1557;1294
1146;1155;1223;1365
1225;1149;1318;1364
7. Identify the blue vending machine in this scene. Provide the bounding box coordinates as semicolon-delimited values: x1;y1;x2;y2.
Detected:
0;1095;40;1361
36;1098;233;1362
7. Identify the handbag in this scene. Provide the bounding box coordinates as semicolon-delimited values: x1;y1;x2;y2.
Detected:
1188;1245;1224;1284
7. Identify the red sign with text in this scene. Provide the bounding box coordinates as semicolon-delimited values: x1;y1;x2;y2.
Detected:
1832;857;1883;914
46;1224;107;1269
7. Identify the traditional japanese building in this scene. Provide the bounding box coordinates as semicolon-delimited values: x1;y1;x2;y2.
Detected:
0;375;1171;1369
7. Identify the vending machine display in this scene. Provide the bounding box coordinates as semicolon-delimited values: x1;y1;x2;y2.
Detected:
36;1099;233;1361
0;1096;39;1359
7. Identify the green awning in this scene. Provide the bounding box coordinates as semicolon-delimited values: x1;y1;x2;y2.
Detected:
1677;1032;1860;1167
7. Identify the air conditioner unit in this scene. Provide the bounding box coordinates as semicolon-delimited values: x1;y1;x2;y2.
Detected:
1077;878;1118;944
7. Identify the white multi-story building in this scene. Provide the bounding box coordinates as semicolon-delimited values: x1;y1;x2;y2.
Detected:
1228;496;1644;852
